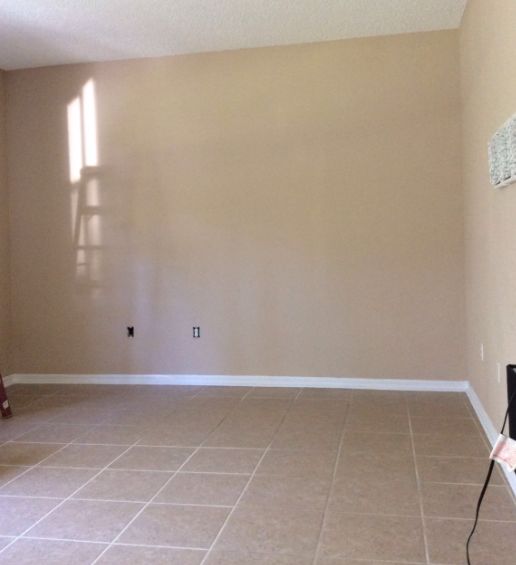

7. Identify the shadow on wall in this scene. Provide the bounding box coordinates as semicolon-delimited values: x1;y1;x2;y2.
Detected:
67;79;104;296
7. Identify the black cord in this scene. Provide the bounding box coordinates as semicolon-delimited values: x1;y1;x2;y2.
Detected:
466;391;516;564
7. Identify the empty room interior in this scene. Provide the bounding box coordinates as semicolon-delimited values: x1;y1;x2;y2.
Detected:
1;0;516;563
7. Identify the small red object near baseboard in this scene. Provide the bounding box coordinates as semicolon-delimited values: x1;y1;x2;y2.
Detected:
0;373;12;419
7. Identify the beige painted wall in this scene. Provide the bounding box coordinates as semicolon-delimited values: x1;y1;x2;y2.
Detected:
6;31;465;379
0;70;10;375
460;0;516;422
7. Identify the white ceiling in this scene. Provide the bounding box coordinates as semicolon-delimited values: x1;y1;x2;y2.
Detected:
0;0;468;71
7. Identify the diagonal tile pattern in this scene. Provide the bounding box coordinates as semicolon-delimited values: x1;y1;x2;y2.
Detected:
0;384;513;564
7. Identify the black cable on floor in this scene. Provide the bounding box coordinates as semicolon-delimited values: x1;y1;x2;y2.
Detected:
466;391;516;564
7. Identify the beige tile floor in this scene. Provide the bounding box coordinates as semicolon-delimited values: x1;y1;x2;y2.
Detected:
0;384;514;564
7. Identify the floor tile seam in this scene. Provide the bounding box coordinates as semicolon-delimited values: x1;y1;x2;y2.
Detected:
198;388;304;565
311;394;351;565
0;434;100;499
0;438;143;556
303;508;516;523
409;409;432;565
0;492;237;508
89;386;272;564
20;535;208;551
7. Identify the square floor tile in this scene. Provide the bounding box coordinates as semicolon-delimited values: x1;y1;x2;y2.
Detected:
298;389;352;400
421;482;516;521
41;444;127;468
96;545;205;564
335;451;416;482
101;409;150;426
110;446;194;471
74;425;144;445
215;504;323;557
15;424;93;444
257;449;336;479
345;405;408;422
0;497;60;536
282;411;344;429
351;390;407;408
186;397;240;412
183;448;263;474
241;475;330;511
74;469;172;502
137;425;213;447
155;472;248;506
271;427;341;450
413;433;488;457
345;412;410;434
50;405;111;425
316;558;419;565
318;512;426;562
0;537;15;550
0;466;96;497
417;455;504;485
246;388;301;399
410;416;480;435
407;393;472;418
329;476;420;516
0;539;106;564
0;443;62;466
339;432;412;455
205;549;313;564
426;517;516;565
118;503;230;548
204;426;279;449
195;387;249;398
0;385;507;565
27;499;143;542
233;398;291;412
349;391;407;415
0;466;29;488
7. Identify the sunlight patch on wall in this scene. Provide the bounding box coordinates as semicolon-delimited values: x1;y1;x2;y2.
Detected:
67;97;83;184
82;79;98;167
67;79;103;292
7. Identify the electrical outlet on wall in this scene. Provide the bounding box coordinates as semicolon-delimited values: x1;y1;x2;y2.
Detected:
480;343;485;361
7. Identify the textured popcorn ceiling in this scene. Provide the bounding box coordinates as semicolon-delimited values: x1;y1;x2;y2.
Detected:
0;0;467;70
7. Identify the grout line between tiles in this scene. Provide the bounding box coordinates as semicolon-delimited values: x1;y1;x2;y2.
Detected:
89;386;283;564
16;466;252;475
1;490;514;522
18;535;110;545
110;540;207;551
311;397;350;565
198;388;304;565
2;386;513;561
408;404;431;565
71;498;234;508
1;464;254;475
22;535;209;552
0;438;98;494
0;438;143;556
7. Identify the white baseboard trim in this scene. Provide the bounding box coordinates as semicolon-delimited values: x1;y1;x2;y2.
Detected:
3;375;16;387
6;372;514;494
6;373;469;392
466;384;516;496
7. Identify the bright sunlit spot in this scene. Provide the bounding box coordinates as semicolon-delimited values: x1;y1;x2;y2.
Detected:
82;80;98;167
67;97;83;183
67;78;102;290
